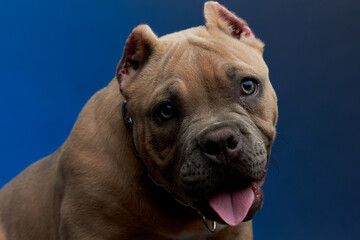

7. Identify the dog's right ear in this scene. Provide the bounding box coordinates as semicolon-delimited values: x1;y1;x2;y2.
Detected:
116;25;158;92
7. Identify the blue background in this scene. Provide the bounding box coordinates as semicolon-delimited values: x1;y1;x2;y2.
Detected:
1;0;359;239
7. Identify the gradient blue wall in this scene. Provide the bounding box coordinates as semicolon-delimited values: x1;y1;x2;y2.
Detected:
1;0;359;239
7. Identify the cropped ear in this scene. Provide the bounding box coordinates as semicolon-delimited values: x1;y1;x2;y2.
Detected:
204;1;255;40
116;24;158;92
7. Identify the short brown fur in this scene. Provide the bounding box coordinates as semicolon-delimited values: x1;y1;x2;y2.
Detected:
0;2;277;239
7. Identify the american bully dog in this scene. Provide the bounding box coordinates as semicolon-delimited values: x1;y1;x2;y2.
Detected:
0;1;278;239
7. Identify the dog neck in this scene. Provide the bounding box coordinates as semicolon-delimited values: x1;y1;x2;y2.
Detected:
58;79;218;237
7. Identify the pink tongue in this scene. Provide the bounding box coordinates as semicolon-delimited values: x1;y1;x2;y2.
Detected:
209;186;255;226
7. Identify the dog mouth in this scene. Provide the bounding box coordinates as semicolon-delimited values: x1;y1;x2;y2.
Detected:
195;173;266;226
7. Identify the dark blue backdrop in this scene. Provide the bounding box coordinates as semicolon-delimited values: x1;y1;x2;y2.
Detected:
1;0;359;239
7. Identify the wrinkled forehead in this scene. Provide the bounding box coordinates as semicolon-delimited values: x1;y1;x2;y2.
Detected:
144;34;270;112
157;28;269;88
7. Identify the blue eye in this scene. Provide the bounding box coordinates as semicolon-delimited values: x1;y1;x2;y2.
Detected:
241;78;257;95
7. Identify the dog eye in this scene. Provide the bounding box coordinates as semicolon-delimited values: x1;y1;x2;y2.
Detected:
155;103;177;121
240;78;257;95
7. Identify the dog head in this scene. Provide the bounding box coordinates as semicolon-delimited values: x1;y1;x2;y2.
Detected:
116;1;278;226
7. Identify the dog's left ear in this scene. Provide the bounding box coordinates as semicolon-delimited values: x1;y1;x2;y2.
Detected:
116;24;158;92
204;1;264;50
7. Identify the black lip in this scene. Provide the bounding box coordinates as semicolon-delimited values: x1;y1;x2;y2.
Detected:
194;175;266;225
196;191;263;225
196;193;263;225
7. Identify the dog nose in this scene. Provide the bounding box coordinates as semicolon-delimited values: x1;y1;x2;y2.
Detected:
202;129;240;164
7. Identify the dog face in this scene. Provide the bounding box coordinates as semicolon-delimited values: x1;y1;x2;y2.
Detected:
117;1;277;226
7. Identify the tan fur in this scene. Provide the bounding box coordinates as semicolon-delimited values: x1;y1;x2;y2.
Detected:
0;223;5;240
0;2;277;239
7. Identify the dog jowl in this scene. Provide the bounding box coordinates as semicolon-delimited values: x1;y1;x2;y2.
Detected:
0;1;277;239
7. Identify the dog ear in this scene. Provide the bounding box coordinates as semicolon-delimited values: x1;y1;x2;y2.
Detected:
204;1;256;40
116;24;158;92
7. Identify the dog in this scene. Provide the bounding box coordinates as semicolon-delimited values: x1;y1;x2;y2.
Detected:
0;1;278;239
